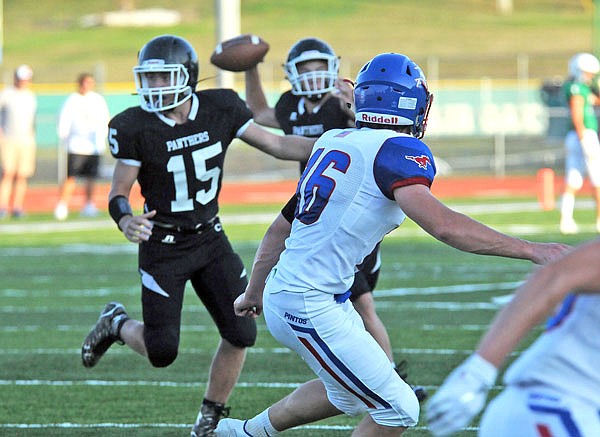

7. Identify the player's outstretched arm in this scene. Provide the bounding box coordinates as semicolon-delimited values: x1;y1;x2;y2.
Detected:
240;122;316;161
394;184;570;264
427;238;600;437
477;237;599;367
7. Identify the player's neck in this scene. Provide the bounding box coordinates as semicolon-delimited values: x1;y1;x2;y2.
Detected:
162;99;192;125
303;93;331;113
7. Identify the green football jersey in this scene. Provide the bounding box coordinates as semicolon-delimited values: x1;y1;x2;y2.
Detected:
564;80;598;131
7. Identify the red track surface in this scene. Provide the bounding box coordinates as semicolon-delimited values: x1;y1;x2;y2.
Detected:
16;173;588;214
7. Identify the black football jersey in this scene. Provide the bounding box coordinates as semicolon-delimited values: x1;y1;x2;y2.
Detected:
274;91;353;172
109;90;252;228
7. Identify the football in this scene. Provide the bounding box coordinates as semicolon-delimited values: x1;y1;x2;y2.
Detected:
210;34;269;72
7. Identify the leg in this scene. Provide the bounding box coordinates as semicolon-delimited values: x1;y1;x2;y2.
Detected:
0;171;14;212
85;176;94;203
12;175;28;214
81;155;100;216
594;186;600;232
353;414;407;437
560;185;579;234
190;235;257;436
119;318;147;356
561;132;585;234
55;176;76;220
80;176;99;216
269;379;342;431
191;340;248;437
215;379;341;436
205;338;247;404
352;292;393;361
264;290;418;433
351;250;427;403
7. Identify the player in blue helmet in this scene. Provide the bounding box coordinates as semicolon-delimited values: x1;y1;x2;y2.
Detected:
245;42;428;400
216;53;569;436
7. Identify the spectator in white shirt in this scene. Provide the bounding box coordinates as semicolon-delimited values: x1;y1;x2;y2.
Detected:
0;64;37;219
54;72;110;220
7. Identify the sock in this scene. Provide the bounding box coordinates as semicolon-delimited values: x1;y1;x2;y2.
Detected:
111;314;129;344
245;408;280;436
560;192;575;221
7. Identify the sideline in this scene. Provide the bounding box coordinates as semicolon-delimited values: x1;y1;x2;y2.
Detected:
3;200;592;235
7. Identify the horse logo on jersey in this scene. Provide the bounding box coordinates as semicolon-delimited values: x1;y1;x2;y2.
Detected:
405;154;431;170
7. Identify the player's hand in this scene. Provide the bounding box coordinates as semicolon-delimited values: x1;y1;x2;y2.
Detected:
120;210;156;244
234;291;262;318
334;78;355;119
530;242;571;265
426;354;497;437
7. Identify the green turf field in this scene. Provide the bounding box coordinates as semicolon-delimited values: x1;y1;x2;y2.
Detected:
0;198;594;436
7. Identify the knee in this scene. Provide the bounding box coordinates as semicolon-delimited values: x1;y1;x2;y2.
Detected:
144;328;179;367
221;318;257;348
147;345;178;367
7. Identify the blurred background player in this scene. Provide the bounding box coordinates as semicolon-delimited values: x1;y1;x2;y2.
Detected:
245;37;354;172
0;64;37;219
559;52;600;234
54;72;110;220
427;237;600;436
244;37;426;400
78;34;315;437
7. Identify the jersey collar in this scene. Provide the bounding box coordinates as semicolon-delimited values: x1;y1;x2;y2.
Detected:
155;93;199;127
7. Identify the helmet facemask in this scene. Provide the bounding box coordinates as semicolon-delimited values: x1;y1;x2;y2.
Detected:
285;51;339;101
134;61;192;112
133;35;199;113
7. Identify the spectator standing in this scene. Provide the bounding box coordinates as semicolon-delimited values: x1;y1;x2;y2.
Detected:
54;73;110;220
0;64;37;219
559;53;600;234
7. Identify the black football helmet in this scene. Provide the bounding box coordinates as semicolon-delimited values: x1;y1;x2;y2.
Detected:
284;37;339;101
133;35;199;112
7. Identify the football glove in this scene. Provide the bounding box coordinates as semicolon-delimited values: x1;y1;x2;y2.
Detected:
426;353;497;437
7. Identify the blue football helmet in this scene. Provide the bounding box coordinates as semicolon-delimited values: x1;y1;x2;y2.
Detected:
353;53;433;138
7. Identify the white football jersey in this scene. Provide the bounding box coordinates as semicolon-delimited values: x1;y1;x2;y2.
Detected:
272;127;436;294
504;294;600;406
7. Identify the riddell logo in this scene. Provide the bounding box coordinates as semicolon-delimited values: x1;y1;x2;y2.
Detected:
358;112;399;124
